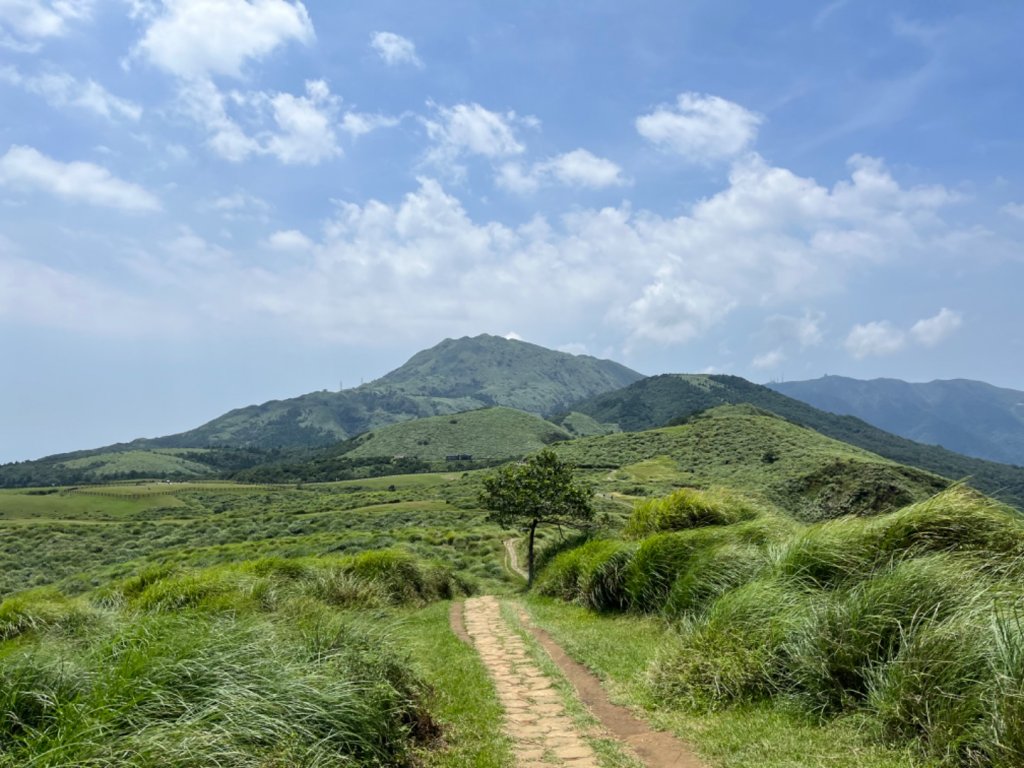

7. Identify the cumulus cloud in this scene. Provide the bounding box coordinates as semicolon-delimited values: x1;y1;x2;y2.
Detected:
178;78;341;165
134;0;314;79
370;31;422;67
21;153;969;348
0;65;141;120
0;0;93;49
636;92;762;162
0;145;160;211
846;308;962;358
266;229;313;250
423;102;533;174
498;149;625;193
340;111;401;138
202;190;269;220
910;307;962;346
845;321;906;358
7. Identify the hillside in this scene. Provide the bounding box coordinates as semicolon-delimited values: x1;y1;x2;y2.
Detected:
0;336;641;486
343;407;572;461
160;334;641;450
572;374;1024;509
553;404;949;520
769;375;1024;466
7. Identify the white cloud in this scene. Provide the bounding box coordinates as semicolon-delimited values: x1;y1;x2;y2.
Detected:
134;0;314;79
370;31;422;67
423;102;533;174
636;92;762;162
0;0;92;49
26;153;969;347
0;145;160;211
263;79;341;165
845;308;962;359
498;149;625;193
910;307;962;346
266;229;313;250
0;66;141;121
752;348;786;369
341;111;401;138
503;330;523;341
178;78;340;165
845;321;906;358
1002;202;1024;221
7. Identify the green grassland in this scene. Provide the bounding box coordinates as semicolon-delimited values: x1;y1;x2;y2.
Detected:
3;403;1020;767
554;405;949;520
344;407;572;461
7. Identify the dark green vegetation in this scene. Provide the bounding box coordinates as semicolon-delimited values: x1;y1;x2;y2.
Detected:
535;481;1024;767
479;449;594;585
770;375;1024;466
572;373;1024;509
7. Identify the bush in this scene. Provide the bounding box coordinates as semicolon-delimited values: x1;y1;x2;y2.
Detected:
786;555;986;714
664;542;769;618
625;486;760;538
535;539;636;610
649;579;812;709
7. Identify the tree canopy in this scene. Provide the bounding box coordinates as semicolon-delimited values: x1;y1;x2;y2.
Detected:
478;449;594;585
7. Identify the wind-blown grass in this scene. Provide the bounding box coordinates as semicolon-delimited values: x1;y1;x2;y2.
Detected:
535;485;1024;766
0;550;469;767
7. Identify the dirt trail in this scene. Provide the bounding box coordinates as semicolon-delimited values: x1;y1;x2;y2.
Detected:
458;596;705;768
463;596;600;767
504;538;529;580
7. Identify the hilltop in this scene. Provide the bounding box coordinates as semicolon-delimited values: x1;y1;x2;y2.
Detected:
572;373;1024;509
146;334;640;450
769;375;1024;465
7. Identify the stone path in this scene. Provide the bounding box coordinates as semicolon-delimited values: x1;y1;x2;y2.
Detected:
463;595;600;767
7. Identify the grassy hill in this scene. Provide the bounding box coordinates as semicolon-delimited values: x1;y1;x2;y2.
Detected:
155;334;642;450
0;335;641;487
343;407;572;461
572;374;1024;510
770;375;1024;465
553;404;949;520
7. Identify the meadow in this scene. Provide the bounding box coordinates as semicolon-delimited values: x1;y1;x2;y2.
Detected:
2;405;1021;767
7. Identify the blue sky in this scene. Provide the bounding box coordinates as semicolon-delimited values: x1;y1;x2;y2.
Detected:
1;0;1023;462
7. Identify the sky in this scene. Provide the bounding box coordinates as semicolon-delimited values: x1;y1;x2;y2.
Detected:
1;0;1023;463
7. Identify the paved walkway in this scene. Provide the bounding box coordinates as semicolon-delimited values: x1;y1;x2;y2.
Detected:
463;595;600;767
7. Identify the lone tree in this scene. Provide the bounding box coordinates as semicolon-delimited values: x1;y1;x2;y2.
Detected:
479;449;594;586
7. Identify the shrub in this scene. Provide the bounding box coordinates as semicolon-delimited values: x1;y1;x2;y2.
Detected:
664;542;769;618
625;486;760;538
786;554;986;714
649;579;812;709
535;539;636;610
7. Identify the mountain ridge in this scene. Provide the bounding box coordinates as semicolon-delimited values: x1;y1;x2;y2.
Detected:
769;375;1024;466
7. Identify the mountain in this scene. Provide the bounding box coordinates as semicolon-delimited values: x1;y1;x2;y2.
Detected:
150;334;642;450
571;374;1024;510
768;376;1024;466
0;336;641;486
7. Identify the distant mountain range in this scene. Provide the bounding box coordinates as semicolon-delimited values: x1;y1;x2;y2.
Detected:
769;376;1024;466
4;337;1024;511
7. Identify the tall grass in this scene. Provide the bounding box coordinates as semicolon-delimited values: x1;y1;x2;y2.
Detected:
535;485;1024;766
0;549;467;767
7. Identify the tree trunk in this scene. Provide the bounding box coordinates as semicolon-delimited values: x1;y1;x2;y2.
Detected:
527;519;538;588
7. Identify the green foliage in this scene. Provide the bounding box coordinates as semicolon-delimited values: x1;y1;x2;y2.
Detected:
534;538;636;610
625;485;760;537
479;450;593;531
